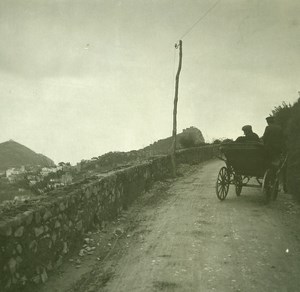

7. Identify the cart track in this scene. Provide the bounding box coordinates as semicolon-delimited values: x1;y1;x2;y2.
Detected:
39;159;300;292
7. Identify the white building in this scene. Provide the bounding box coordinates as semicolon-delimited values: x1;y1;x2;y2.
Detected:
6;166;26;182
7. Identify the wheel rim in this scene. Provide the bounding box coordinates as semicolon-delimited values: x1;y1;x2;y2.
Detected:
262;169;275;203
216;167;229;200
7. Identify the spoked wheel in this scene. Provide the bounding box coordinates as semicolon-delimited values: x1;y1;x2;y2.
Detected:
234;175;243;196
262;168;279;203
216;167;230;201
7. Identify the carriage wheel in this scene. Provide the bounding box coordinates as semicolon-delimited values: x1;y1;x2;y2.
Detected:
234;175;243;196
216;167;230;201
262;169;278;203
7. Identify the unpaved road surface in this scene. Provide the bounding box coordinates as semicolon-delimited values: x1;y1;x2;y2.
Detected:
40;160;300;292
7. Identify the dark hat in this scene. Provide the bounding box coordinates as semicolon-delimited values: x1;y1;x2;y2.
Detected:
266;116;274;122
242;125;252;132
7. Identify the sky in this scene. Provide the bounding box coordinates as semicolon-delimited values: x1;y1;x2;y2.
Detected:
0;0;299;165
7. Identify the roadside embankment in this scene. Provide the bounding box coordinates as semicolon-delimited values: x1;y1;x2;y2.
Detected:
0;145;218;291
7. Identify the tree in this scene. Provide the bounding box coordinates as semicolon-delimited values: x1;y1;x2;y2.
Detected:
179;133;196;148
271;97;300;199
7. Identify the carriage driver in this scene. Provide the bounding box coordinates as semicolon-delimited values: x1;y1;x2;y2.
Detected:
235;125;260;143
263;116;285;161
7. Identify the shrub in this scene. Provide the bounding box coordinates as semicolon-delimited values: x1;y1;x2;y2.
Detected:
179;134;196;148
272;97;300;199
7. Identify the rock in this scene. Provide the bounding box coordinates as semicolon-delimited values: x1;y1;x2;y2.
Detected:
32;275;40;284
0;222;12;236
16;256;23;265
55;256;62;268
76;220;83;231
14;226;24;237
43;211;52;221
29;240;38;253
11;276;17;284
5;278;11;289
34;226;44;237
51;232;57;243
59;202;65;211
20;275;27;285
16;244;22;254
84;238;91;244
114;228;124;236
35;212;41;224
41;268;48;283
54;220;61;229
62;242;68;254
8;258;17;274
24;211;33;225
47;261;53;271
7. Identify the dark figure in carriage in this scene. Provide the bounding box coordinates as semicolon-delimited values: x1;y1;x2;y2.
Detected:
263;116;287;192
263;116;285;162
235;125;260;143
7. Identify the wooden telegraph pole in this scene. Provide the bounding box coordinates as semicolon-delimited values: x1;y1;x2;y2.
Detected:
171;40;183;177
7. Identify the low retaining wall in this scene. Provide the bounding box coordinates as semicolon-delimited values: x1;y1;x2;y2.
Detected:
0;145;218;291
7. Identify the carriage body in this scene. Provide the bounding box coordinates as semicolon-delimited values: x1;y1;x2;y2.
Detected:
220;142;267;177
216;142;280;202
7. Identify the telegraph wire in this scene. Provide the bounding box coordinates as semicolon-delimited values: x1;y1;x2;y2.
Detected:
179;0;221;40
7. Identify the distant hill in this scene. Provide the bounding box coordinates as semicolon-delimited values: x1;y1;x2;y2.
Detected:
80;127;206;174
142;126;205;156
0;140;55;172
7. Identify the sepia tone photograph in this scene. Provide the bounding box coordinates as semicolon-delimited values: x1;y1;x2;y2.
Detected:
0;0;300;291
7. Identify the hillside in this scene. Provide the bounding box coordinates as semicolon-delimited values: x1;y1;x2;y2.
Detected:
0;140;55;172
80;127;205;174
142;126;205;155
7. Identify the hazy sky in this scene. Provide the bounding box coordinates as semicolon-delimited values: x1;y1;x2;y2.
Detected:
0;0;299;164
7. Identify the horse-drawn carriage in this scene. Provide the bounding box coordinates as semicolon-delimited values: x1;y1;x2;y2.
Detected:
216;142;286;203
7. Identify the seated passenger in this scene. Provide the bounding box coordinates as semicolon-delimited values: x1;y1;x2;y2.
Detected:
235;125;260;143
263;116;285;161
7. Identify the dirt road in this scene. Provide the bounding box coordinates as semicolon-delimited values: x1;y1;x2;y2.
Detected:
41;159;300;292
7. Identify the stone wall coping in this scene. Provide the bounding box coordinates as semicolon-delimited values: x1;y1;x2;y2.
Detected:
0;145;218;226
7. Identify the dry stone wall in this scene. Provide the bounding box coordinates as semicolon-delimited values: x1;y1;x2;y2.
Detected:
0;145;218;291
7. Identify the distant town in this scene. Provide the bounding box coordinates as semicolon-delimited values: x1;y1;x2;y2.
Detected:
0;163;77;202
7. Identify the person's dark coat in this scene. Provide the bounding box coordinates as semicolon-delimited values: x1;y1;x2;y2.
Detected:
263;124;285;158
245;132;260;142
235;132;260;143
